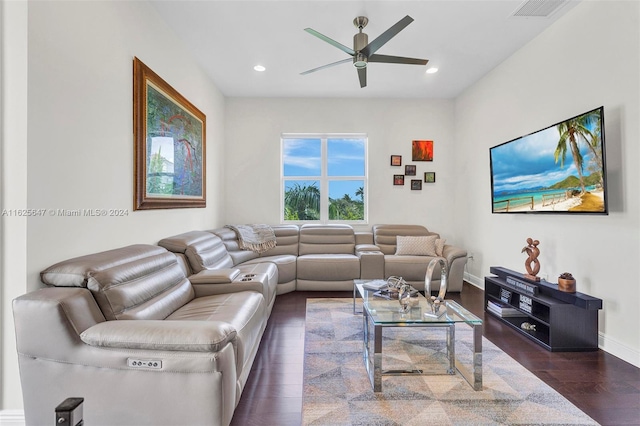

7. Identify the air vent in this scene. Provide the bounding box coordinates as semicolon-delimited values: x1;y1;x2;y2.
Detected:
512;0;568;17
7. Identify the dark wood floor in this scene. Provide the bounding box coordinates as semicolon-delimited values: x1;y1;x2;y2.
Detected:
231;283;640;425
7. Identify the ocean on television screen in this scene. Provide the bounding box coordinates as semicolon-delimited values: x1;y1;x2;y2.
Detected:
493;186;604;212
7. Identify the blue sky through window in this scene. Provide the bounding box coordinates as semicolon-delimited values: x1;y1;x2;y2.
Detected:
328;139;365;176
283;138;365;178
283;138;321;176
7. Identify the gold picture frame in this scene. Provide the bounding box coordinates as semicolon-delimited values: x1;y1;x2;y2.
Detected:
133;57;206;210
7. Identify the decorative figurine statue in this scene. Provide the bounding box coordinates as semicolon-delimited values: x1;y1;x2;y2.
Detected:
398;284;412;312
521;237;541;281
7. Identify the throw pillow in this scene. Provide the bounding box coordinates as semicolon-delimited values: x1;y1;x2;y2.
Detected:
436;238;446;256
395;235;438;256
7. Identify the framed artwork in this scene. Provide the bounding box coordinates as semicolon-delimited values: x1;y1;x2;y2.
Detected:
412;140;434;161
424;172;436;183
411;179;422;190
134;57;206;210
405;165;416;176
393;175;405;185
390;155;402;166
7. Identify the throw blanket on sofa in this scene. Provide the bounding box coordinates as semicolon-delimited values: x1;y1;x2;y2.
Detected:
225;224;277;254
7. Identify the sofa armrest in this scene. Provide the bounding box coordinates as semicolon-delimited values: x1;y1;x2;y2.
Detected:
80;320;237;352
442;245;468;292
190;268;241;284
442;245;467;264
357;250;384;279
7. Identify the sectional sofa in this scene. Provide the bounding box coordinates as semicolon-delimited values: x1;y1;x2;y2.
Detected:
12;223;466;425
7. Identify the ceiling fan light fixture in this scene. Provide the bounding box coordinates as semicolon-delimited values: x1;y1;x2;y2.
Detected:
354;53;368;69
253;65;266;72
426;67;438;74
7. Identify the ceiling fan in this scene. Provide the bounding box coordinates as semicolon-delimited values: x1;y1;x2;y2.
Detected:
301;15;429;88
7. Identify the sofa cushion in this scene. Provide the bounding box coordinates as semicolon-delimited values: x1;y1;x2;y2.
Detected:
40;245;194;321
167;291;265;377
394;235;446;256
395;235;438;256
298;224;355;255
297;254;360;280
384;255;443;281
259;225;299;257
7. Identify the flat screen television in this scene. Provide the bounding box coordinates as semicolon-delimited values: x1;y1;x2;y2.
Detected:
490;106;607;214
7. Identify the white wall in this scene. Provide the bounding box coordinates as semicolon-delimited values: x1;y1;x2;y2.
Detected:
224;98;461;240
1;0;226;412
1;0;28;416
454;1;640;366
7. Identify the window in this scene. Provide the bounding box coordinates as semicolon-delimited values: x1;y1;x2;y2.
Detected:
281;134;367;223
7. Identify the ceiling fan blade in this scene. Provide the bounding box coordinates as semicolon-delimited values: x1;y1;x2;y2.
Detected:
304;28;355;56
357;67;367;88
369;54;428;66
361;15;414;57
300;57;353;75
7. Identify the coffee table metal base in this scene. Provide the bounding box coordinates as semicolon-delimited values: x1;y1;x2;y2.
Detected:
362;307;482;392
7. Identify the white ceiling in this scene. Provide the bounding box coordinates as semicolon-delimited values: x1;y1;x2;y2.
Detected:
150;0;578;99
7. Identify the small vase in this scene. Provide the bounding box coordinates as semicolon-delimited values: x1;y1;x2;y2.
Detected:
558;278;576;293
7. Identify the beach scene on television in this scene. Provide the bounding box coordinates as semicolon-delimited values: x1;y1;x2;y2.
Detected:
490;107;606;213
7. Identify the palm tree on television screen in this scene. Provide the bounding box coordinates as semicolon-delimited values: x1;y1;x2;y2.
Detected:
554;112;597;194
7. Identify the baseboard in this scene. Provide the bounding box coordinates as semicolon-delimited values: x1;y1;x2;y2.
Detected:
0;410;25;426
464;272;484;289
599;332;640;368
467;272;640;368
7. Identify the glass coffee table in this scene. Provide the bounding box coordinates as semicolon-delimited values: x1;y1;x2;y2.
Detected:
355;281;483;392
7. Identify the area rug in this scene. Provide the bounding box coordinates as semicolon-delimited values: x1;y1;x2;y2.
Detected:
303;298;598;425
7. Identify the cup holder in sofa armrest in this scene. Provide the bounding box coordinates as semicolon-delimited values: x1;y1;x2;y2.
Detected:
235;273;265;282
80;320;237;352
190;268;241;284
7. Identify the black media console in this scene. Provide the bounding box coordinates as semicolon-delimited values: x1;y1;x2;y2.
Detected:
485;267;602;351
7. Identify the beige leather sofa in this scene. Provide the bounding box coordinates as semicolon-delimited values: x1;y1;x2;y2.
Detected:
13;244;269;426
13;223;466;425
159;224;465;293
369;224;468;292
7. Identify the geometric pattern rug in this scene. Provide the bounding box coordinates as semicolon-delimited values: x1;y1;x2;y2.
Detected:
303;298;599;425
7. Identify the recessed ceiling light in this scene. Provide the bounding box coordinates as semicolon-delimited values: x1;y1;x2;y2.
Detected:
426;67;438;74
253;65;266;72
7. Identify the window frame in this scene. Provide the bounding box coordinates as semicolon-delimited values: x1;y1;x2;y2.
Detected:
280;133;368;224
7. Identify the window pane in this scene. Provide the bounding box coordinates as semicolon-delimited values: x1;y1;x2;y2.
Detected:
328;180;364;220
327;138;365;177
284;180;320;221
283;138;321;176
